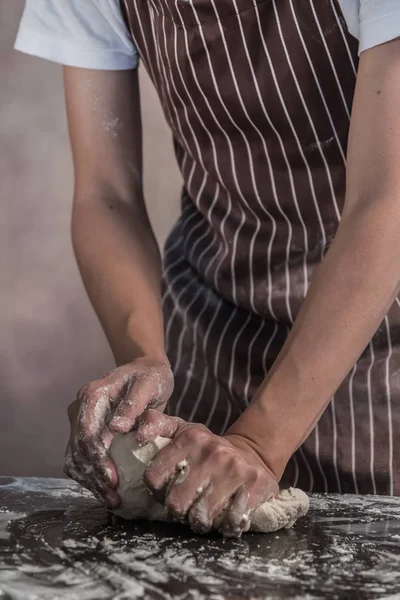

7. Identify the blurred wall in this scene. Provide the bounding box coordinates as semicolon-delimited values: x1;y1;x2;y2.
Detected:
0;1;181;477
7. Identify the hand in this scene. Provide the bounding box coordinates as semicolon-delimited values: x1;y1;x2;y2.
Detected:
63;358;174;507
135;410;279;537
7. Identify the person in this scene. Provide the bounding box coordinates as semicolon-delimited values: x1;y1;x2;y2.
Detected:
15;0;400;536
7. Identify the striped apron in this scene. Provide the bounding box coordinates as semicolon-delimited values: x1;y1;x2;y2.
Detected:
122;0;400;494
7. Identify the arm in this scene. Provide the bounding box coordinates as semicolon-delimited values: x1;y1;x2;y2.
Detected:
63;67;173;505
133;37;400;537
227;37;400;477
65;66;165;366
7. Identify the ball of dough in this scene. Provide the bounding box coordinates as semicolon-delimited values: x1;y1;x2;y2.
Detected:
109;433;309;533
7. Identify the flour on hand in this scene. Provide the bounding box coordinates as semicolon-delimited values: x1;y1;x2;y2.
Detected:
109;433;309;534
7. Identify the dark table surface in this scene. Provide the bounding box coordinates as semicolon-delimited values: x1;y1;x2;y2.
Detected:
0;477;400;599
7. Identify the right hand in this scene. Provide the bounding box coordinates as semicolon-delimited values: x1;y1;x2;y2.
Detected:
63;357;174;508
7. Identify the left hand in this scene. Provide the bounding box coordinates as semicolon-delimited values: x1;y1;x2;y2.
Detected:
135;410;279;537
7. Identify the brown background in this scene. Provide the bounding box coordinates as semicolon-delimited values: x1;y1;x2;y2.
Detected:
0;1;181;477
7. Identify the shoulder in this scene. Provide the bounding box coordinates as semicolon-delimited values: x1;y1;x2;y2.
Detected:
14;0;138;70
338;0;400;54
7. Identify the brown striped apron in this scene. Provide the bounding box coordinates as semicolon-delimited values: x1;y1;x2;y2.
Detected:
122;0;400;495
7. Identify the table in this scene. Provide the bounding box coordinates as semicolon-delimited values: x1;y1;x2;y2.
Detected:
1;477;400;599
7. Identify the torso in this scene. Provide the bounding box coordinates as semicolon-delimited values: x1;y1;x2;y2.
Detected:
122;0;400;495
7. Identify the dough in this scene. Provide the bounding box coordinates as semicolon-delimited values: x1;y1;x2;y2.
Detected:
109;433;309;533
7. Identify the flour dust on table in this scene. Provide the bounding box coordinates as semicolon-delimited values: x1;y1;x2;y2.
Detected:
109;433;309;535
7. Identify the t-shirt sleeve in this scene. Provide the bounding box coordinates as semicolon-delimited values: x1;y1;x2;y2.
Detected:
14;0;138;70
359;0;400;53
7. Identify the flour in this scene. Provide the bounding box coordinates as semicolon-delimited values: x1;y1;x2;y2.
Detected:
109;433;309;535
83;76;121;137
2;477;400;599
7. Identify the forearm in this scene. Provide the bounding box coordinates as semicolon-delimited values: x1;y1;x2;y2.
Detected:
228;200;400;478
63;67;165;367
72;189;167;366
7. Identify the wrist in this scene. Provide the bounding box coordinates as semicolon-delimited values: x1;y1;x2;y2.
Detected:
225;401;292;481
228;348;332;479
113;315;168;366
113;342;169;367
106;298;168;366
224;432;281;480
226;375;310;480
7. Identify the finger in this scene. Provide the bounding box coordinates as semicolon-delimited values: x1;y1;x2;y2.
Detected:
101;425;114;451
64;445;82;482
219;473;277;537
212;505;229;531
143;439;188;502
77;372;125;441
164;466;212;519
76;366;132;442
186;451;246;533
64;454;105;503
75;389;116;486
67;445;120;508
135;409;184;445
76;438;118;491
187;480;238;534
76;386;111;450
187;485;232;534
86;460;120;508
73;414;118;490
109;373;173;434
218;487;252;537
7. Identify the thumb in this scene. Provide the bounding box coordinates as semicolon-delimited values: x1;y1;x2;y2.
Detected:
109;372;173;434
109;379;157;434
135;409;184;446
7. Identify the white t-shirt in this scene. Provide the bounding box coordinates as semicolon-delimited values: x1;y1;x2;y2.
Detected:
14;0;400;70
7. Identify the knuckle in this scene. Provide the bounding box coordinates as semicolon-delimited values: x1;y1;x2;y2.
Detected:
76;384;90;402
180;427;197;443
162;366;174;392
100;367;117;380
85;382;102;399
210;443;234;462
249;468;265;489
182;426;208;444
248;467;277;499
226;457;244;479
